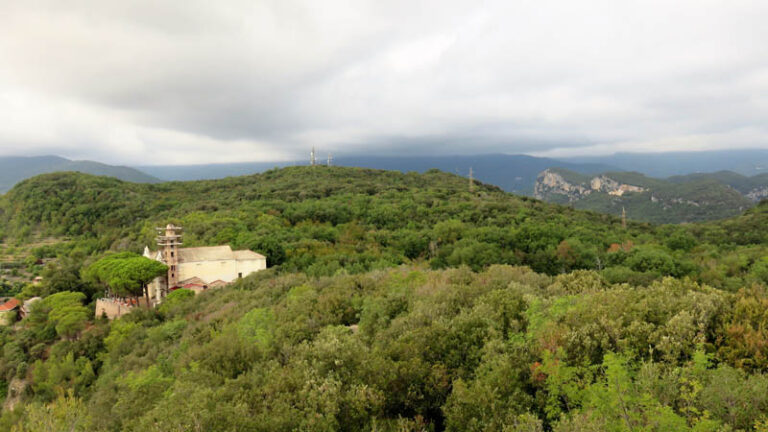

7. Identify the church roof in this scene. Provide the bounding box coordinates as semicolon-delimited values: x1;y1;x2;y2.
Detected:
178;276;207;286
178;246;233;262
233;250;266;260
177;245;265;263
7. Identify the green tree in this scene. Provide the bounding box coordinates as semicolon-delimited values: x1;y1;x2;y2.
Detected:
10;390;92;432
156;288;194;315
584;353;689;431
33;291;90;340
84;252;167;303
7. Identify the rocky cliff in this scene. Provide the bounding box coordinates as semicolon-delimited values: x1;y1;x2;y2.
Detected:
533;168;759;223
534;169;646;202
534;170;592;201
746;186;768;202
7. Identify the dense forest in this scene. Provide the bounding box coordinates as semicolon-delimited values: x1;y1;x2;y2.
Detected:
0;166;766;431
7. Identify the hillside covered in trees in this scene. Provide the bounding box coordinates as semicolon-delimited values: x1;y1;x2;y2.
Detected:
534;168;766;223
0;166;766;431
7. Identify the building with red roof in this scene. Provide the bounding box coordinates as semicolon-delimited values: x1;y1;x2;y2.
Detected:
0;298;20;325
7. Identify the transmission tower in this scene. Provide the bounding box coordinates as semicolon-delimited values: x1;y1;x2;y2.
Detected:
621;207;627;229
327;153;333;166
310;146;316;166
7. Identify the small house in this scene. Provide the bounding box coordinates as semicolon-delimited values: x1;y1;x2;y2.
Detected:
0;298;20;325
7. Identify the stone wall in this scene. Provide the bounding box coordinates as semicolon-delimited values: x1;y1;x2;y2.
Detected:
95;298;149;320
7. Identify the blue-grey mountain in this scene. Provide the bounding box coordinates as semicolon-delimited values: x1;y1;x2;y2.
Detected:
0;156;159;193
562;149;768;177
139;154;615;195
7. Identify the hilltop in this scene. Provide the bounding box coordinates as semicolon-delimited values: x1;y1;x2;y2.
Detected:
668;171;768;201
1;166;765;289
135;149;768;195
534;168;765;223
138;154;614;195
0;166;631;278
0;155;159;193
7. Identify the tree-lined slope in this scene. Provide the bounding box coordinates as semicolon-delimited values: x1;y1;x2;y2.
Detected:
2;166;765;289
4;265;768;431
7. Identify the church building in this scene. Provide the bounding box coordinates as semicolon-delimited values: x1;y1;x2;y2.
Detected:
144;224;267;303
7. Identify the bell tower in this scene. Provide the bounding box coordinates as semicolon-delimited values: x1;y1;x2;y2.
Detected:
156;224;183;288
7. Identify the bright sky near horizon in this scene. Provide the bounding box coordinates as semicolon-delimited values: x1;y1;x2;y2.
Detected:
0;0;767;164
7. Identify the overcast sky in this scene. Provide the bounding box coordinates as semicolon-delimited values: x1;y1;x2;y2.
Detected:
0;0;766;165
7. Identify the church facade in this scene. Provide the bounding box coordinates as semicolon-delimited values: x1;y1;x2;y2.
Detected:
144;224;267;303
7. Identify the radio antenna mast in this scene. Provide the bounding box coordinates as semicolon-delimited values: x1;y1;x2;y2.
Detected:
310;146;316;166
327;153;333;166
621;207;627;229
469;167;475;192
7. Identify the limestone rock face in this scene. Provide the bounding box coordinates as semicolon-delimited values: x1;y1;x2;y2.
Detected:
534;170;646;201
534;170;591;201
746;186;768;202
589;175;645;196
533;168;763;223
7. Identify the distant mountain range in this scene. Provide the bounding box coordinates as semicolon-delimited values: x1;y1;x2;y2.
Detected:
331;155;616;195
136;161;291;182
139;154;615;195
561;149;768;177
534;168;768;223
138;149;768;193
4;154;613;196
0;156;159;193
3;150;767;223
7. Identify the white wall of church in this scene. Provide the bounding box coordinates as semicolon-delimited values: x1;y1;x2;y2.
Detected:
178;260;234;284
177;257;266;284
236;258;267;279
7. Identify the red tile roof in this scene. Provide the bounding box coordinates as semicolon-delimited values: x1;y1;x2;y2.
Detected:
0;298;20;312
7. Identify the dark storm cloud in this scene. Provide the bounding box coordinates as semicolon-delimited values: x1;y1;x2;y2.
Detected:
0;0;766;164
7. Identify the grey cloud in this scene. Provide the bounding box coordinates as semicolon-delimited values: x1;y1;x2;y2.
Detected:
0;0;766;164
